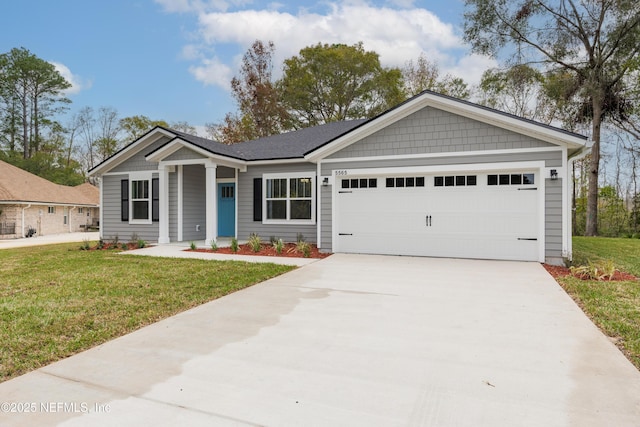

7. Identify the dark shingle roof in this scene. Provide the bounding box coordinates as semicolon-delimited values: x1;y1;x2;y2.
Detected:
166;120;368;161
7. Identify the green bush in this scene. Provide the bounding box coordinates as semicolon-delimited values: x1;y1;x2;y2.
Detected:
230;237;239;253
248;233;262;252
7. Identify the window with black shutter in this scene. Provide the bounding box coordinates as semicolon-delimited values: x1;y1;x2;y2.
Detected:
121;179;129;221
253;178;262;221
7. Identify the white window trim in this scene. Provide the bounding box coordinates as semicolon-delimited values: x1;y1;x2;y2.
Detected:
262;172;316;225
129;171;153;225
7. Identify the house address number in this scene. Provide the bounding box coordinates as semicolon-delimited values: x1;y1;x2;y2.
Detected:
334;170;348;176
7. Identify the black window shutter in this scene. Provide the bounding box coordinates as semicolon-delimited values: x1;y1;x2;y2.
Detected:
253;178;262;221
121;179;129;221
152;178;159;222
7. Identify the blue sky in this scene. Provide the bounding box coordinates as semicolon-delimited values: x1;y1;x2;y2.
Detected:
1;0;494;133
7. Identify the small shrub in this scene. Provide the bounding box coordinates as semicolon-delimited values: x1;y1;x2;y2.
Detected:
97;239;105;250
296;232;305;243
570;259;617;281
190;241;196;250
275;238;284;254
211;240;218;251
137;239;146;249
80;239;91;250
121;243;128;250
269;235;277;245
296;240;311;258
230;237;239;253
249;233;262;252
112;234;119;246
130;233;139;244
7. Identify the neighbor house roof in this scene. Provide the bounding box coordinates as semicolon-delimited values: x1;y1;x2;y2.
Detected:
0;160;99;206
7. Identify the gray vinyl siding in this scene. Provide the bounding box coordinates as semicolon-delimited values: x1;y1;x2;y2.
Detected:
101;174;160;242
327;107;556;159
110;137;171;173
320;184;332;251
181;164;207;241
164;147;206;161
217;166;235;179
238;163;317;243
545;179;563;258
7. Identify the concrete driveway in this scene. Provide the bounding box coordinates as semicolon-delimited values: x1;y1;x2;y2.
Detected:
1;254;639;426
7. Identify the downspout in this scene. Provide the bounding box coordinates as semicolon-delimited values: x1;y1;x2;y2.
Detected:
21;204;31;238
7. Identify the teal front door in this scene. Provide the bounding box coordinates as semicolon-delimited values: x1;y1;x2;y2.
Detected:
217;183;235;236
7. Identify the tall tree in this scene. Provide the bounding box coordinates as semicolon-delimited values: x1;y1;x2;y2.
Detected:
278;42;404;128
464;0;640;236
478;65;557;122
402;54;471;99
0;47;71;159
211;40;288;144
119;115;168;142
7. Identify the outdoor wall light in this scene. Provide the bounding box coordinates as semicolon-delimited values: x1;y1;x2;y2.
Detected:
322;177;329;186
550;169;558;180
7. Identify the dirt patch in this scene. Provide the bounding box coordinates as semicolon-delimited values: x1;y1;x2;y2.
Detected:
543;264;637;281
188;243;331;259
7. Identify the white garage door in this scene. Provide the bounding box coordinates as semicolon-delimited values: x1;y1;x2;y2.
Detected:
335;170;542;262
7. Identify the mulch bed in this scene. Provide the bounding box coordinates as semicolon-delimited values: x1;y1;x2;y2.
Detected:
84;242;149;251
187;242;331;259
543;264;637;281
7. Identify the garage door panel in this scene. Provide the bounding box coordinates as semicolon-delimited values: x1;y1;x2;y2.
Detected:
336;170;541;262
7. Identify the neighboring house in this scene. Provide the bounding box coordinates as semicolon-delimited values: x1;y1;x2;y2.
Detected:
89;91;589;264
0;160;100;238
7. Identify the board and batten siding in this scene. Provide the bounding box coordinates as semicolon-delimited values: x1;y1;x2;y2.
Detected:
181;164;207;241
238;163;317;243
327;106;556;159
101;174;160;242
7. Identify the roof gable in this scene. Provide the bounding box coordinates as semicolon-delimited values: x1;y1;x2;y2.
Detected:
304;90;588;162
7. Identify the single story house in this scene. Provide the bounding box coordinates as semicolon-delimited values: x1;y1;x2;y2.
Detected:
89;91;589;264
0;160;100;238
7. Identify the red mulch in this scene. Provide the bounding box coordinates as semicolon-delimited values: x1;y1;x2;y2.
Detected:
543;264;637;281
188;242;331;259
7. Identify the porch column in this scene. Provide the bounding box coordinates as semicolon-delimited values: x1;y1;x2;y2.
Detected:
205;161;217;246
158;164;170;244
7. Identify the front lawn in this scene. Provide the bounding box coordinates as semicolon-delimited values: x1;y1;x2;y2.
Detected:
555;237;640;369
0;243;294;382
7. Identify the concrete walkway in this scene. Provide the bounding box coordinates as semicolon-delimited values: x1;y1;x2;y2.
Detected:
0;232;99;249
1;255;639;426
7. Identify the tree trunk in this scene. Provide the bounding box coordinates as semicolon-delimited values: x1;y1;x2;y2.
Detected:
585;96;603;236
22;82;28;159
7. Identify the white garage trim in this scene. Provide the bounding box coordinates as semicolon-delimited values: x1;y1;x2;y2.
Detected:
321;146;563;164
331;161;546;262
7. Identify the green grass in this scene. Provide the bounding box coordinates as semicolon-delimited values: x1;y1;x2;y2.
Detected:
0;243;294;382
557;237;640;369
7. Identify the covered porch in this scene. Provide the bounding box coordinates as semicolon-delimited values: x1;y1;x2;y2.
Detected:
146;143;246;246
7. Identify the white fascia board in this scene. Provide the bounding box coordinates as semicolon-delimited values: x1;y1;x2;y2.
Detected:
89;128;176;176
306;92;587;162
331;160;546;177
423;94;588;149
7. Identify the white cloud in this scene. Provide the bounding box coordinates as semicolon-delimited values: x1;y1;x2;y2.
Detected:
177;2;494;91
188;57;233;88
444;54;497;86
50;62;91;95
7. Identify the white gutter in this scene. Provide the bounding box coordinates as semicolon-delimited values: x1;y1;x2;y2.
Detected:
21;204;31;237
